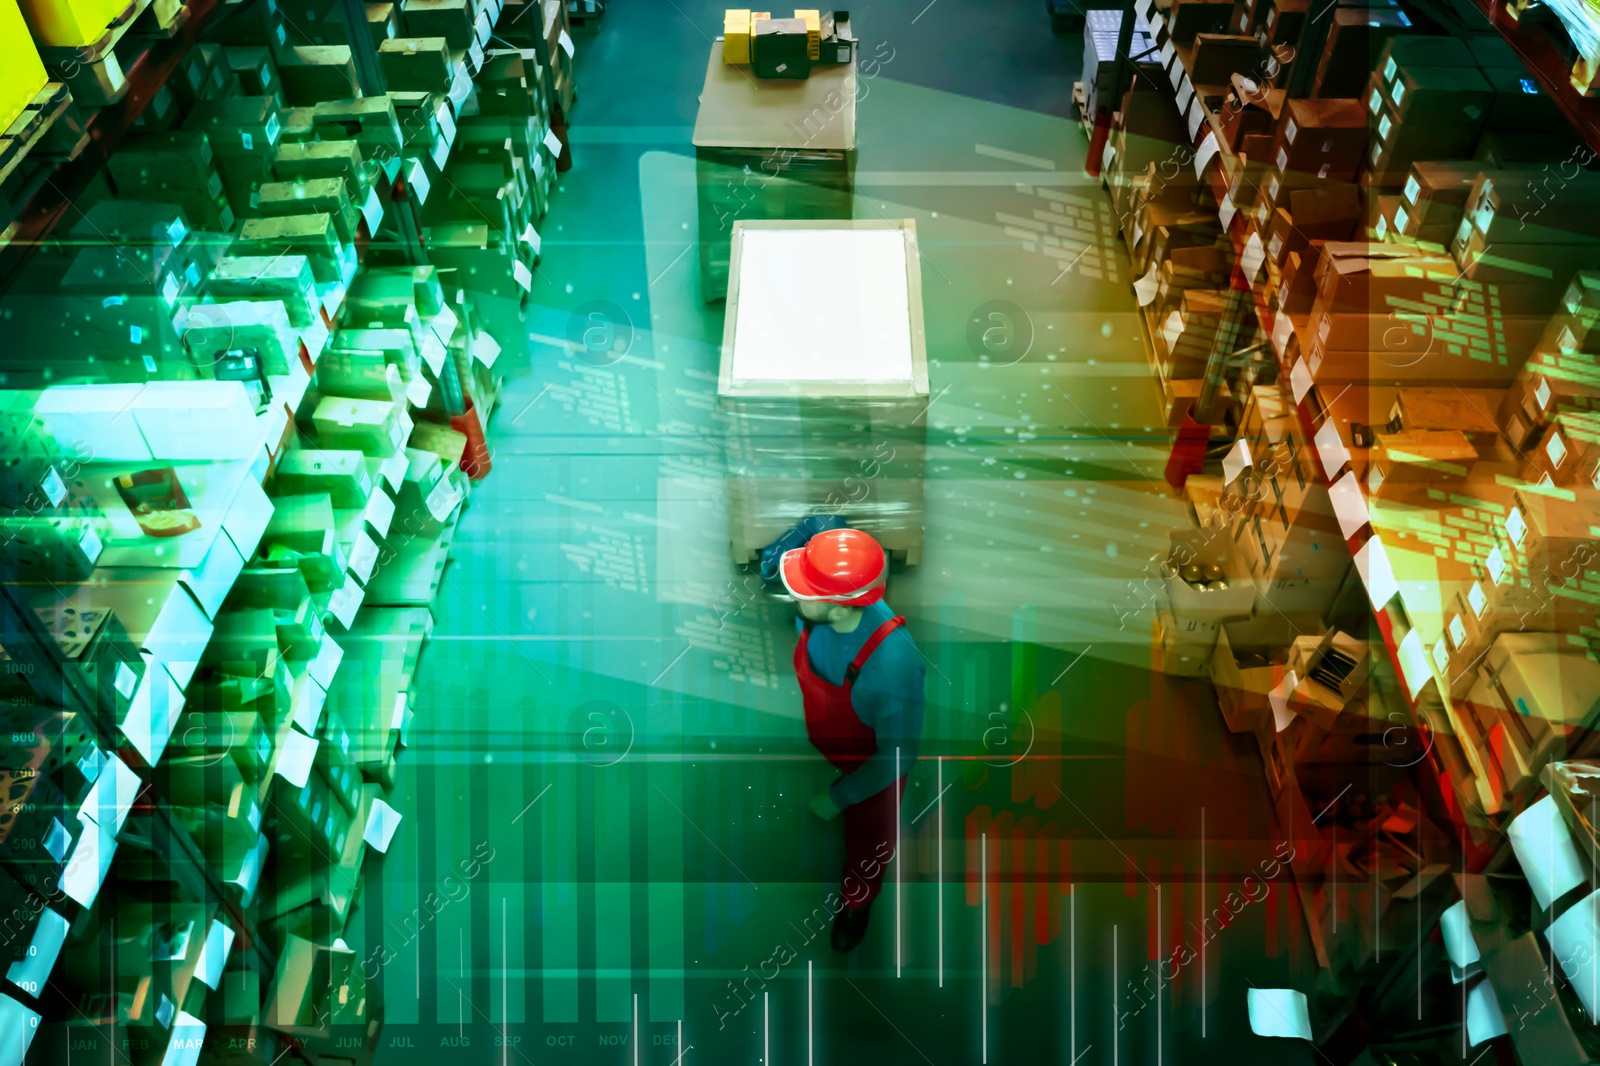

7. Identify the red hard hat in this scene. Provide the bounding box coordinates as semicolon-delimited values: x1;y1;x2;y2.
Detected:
779;529;887;606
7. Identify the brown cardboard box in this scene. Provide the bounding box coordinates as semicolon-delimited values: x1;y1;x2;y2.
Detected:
1463;169;1600;246
1451;228;1600;289
1367;431;1479;495
1258;0;1307;47
1162;378;1204;426
1169;0;1235;42
1271;99;1368;183
1221;74;1282;150
1374;34;1473;79
1277;246;1321;315
1311;242;1460;313
1211;618;1285;733
1392;387;1504;437
1310;7;1411;99
1497;374;1553;452
1190;34;1265;85
1381;65;1493;128
1480;65;1568;134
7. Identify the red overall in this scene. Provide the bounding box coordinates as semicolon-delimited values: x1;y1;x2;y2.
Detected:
796;615;908;910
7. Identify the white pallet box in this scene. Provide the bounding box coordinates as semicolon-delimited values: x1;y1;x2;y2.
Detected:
717;220;929;565
33;384;154;462
131;381;263;461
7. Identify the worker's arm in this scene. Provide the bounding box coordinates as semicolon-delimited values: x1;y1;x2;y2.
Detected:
827;642;926;808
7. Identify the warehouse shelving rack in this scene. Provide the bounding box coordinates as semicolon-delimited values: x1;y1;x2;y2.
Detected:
0;0;571;1058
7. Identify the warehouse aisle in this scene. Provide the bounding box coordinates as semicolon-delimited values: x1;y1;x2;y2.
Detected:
368;3;1317;1063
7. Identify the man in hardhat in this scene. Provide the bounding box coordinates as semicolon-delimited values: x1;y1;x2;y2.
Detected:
780;527;926;953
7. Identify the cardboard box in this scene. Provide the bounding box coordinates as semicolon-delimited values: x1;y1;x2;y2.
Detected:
1221;75;1282;149
1190;34;1264;85
1257;0;1306;46
1168;0;1234;42
1463;170;1600;246
274;450;374;508
233;213;344;283
379;36;452;92
400;0;474;48
1212;619;1286;733
312;397;409;457
1310;6;1410;99
1271;98;1369;184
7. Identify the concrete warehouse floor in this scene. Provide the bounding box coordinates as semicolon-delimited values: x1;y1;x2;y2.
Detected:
360;3;1321;1063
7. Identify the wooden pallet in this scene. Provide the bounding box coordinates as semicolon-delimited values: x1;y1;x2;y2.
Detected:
37;0;155;107
0;84;75;187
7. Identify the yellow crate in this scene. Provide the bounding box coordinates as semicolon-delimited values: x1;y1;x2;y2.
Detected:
796;8;820;60
0;0;49;129
723;8;751;64
16;0;122;47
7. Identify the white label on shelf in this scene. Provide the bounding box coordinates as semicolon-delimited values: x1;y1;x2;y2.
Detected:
1241;231;1266;283
1378;114;1392;141
1169;59;1185;92
1160;39;1175;67
1275;146;1288;171
1133;264;1159;307
1354;537;1399;611
1176;79;1194;116
1186;96;1203;139
512;259;533;291
1376;214;1389;240
472;331;503;369
1284;118;1297;145
543;127;564;158
559;28;575;57
1328;471;1370;540
1269;671;1299;733
1449;614;1467;648
1223;439;1253;485
241;132;253;150
1193;130;1219;178
361;186;383;234
1396;629;1431;699
1277;316;1299;366
1391;80;1405;107
1313;417;1351;479
1219;192;1236;229
365;799;403;852
1161;310;1183;353
129;325;143;345
34;468;68;517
